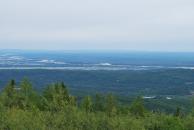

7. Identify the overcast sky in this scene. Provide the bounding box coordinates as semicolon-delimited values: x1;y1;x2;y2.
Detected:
0;0;194;51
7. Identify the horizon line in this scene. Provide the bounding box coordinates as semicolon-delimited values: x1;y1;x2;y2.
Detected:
0;48;194;53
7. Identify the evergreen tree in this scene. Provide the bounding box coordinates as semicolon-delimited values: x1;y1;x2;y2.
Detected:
81;96;93;113
43;82;71;111
20;78;33;97
19;78;39;109
174;107;181;117
93;93;104;112
1;79;17;108
130;96;146;117
4;79;16;97
105;93;117;116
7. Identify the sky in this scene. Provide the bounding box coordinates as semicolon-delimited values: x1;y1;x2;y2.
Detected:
0;0;194;51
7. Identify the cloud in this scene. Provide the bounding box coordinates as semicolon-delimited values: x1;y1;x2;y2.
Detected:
0;0;194;51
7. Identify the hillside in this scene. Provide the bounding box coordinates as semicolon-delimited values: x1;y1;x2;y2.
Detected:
0;78;194;130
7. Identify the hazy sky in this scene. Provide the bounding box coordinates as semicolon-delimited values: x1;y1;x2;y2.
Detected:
0;0;194;51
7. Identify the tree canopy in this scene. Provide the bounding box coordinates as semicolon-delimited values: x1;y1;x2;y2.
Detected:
0;78;194;130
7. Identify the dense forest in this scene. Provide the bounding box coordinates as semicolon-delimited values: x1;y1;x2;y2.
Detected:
1;69;194;96
1;69;194;113
0;78;194;130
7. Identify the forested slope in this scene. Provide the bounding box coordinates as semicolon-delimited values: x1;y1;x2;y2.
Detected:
0;78;194;130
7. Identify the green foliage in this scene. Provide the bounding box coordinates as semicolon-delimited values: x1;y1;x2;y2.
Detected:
43;82;74;111
93;93;105;112
1;79;18;108
105;93;117;116
0;79;193;129
130;96;146;117
81;96;93;113
174;107;181;117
